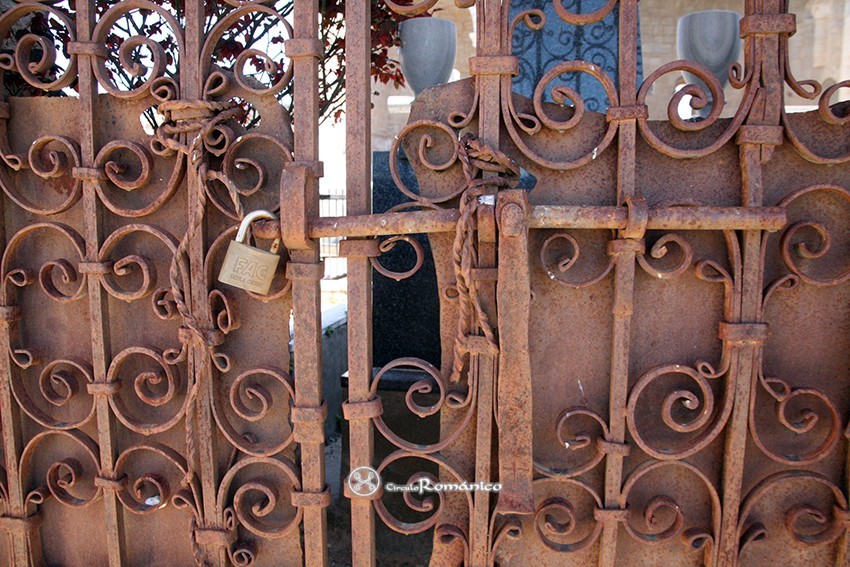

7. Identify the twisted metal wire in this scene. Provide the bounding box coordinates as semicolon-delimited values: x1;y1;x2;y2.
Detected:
448;133;519;384
153;99;246;528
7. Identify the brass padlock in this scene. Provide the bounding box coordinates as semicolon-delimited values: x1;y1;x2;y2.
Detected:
218;210;281;295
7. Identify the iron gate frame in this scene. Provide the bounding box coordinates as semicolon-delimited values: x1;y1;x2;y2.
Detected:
0;0;847;565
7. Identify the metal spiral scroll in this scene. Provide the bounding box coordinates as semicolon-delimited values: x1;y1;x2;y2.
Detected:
0;224;96;432
620;461;720;559
0;133;82;217
0;223;87;302
738;472;850;556
90;0;183;100
753;185;848;465
200;4;294;97
533;407;609;479
370;358;476;454
21;136;84;215
370;236;426;282
488;478;604;559
85;9;185;217
0;3;78;91
781;30;850;164
93;139;183;218
20;430;102;511
113;442;197;515
502;59;621;171
215;457;303;542
623;229;737;460
390;121;463;205
503;3;762;165
211;365;297;458
531;478;604;554
635;59;755;158
373;450;472;542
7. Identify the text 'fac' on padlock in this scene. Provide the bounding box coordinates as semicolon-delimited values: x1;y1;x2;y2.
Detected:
218;210;281;295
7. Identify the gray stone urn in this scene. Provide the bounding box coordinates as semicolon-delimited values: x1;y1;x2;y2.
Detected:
676;10;742;118
399;17;457;97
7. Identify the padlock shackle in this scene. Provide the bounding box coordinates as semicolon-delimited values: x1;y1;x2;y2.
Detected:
236;210;278;244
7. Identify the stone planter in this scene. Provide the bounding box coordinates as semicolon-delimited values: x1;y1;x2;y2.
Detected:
676;10;742;118
399;17;457;97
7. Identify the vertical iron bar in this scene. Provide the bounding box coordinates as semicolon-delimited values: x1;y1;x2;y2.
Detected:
599;242;637;567
615;0;638;206
474;0;503;563
345;0;376;565
75;0;126;563
183;0;223;564
600;3;639;565
291;1;328;565
0;124;26;561
716;146;760;567
0;270;27;567
718;1;782;564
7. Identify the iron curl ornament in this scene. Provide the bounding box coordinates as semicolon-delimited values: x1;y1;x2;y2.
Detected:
0;2;78;92
503;4;761;166
540;231;615;288
531;478;604;554
502;57;621;171
753;185;848;465
370;235;426;282
390;120;463;206
370;357;475;455
779;19;850;164
0;132;83;217
738;472;850;556
200;3;294;97
93;139;184;218
113;442;199;516
635;59;756;159
0;223;88;384
541;229;697;288
211;365;297;458
90;0;183;100
97;224;180;303
20;430;102;511
21;135;84;215
487;478;604;560
620;460;721;562
215;456;303;541
106;346;190;435
373;449;472;544
625;229;740;460
13;358;96;432
533;406;609;480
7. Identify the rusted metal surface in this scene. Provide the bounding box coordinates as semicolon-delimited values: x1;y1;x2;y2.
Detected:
0;0;313;564
0;0;848;565
346;0;850;566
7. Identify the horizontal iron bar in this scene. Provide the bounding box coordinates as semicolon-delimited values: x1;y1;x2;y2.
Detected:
254;206;786;239
530;206;787;231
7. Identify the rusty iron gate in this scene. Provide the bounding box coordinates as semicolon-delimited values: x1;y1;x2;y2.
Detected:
0;0;849;565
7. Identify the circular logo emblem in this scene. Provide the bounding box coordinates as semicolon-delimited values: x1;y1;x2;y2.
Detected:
347;466;381;497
